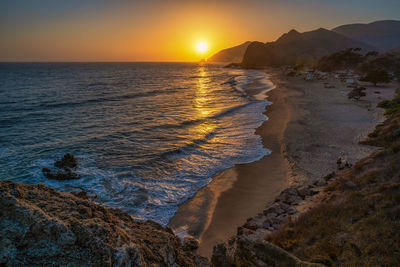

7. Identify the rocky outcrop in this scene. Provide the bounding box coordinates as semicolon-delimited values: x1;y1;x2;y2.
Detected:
0;180;208;266
42;154;80;180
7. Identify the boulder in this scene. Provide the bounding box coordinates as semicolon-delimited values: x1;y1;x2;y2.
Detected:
42;154;81;180
297;186;312;198
263;203;285;215
243;220;260;231
183;236;199;252
54;153;78;168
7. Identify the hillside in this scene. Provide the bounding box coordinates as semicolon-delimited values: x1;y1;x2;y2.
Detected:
207;41;251;63
333;20;400;52
241;28;373;68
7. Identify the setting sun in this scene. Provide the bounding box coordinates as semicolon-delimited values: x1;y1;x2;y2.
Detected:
196;41;208;54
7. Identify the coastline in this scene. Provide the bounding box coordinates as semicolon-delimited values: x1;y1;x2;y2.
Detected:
169;68;396;258
169;69;292;257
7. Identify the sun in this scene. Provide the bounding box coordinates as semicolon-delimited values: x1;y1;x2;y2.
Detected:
196;41;208;54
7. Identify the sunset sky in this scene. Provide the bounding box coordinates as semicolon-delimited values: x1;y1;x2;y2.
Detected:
1;0;400;62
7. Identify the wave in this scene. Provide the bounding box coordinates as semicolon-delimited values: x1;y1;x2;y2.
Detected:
149;101;259;132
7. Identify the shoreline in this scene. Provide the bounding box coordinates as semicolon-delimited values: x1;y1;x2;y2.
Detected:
169;68;396;258
169;69;292;257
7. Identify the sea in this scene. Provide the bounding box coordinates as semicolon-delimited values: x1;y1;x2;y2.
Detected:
0;62;274;225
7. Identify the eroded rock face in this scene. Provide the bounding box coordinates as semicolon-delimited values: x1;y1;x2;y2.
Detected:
0;180;207;266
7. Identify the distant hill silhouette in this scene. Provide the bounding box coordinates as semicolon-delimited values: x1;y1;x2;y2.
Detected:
332;20;400;52
241;28;373;68
208;42;251;63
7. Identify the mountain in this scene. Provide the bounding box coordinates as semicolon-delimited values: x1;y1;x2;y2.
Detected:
333;20;400;52
208;41;251;63
241;28;374;68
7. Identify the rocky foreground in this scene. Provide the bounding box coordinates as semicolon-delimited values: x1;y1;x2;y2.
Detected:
0;181;208;266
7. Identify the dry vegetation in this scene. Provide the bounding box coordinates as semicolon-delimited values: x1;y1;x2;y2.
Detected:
266;89;400;266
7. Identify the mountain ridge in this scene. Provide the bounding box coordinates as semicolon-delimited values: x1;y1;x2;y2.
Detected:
241;28;374;68
332;20;400;51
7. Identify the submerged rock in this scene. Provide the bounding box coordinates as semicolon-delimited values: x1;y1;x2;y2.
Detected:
0;180;207;266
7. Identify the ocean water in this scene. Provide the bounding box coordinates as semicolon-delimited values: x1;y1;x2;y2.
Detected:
0;62;273;224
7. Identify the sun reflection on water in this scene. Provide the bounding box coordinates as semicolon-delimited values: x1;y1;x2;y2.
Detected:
189;65;219;147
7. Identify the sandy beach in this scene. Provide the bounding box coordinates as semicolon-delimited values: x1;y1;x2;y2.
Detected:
169;69;396;258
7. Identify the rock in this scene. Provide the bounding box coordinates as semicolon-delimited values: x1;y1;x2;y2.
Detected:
262;220;271;229
211;236;324;266
314;178;327;187
281;187;299;196
42;167;81;180
265;212;278;219
183;236;199;252
54;153;78;168
243;219;260;231
263;203;285;215
275;187;303;205
297;186;312;198
211;243;231;267
71;190;97;200
0;180;206;266
237;226;244;235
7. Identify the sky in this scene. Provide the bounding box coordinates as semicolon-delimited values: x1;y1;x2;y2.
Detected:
1;0;400;62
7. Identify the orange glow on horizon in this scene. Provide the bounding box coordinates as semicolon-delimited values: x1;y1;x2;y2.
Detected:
2;1;374;62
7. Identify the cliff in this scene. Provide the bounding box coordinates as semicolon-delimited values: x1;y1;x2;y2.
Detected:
241;28;374;68
0;181;208;266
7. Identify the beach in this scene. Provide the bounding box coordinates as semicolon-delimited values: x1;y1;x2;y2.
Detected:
169;69;396;257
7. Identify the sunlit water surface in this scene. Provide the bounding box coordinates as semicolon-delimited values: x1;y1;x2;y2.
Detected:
0;62;272;224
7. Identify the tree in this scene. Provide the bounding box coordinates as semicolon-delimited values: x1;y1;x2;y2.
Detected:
360;69;391;86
